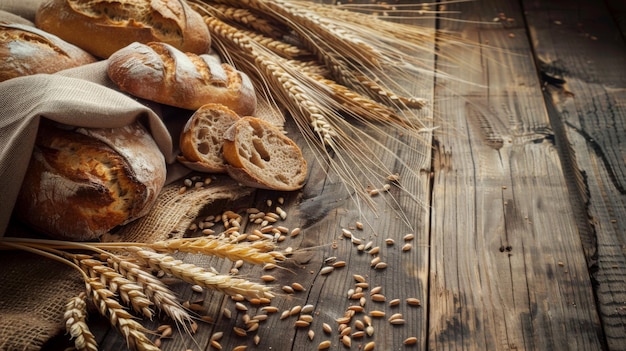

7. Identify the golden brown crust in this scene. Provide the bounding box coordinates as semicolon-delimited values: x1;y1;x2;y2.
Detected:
178;103;241;173
222;117;307;191
107;42;257;114
0;23;97;82
34;0;210;58
15;121;166;241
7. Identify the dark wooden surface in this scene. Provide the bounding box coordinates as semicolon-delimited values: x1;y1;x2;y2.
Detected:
82;0;626;350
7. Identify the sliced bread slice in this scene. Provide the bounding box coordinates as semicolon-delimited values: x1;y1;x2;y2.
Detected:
222;117;307;191
178;103;240;173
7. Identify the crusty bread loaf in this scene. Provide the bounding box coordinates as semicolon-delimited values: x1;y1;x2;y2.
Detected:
0;23;97;82
34;0;210;58
107;42;257;115
14;120;166;241
222;117;307;191
178;103;240;173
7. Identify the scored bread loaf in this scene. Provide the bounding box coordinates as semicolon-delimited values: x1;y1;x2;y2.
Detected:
34;0;210;58
0;23;97;82
178;103;240;173
107;42;257;115
222;117;307;191
14;120;166;241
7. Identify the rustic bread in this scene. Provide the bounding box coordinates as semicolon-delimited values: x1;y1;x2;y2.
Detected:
107;41;257;115
222;117;307;191
34;0;210;58
14;120;166;241
178;103;240;173
0;23;97;82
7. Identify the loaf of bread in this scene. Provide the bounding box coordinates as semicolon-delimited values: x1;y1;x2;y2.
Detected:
34;0;210;58
222;117;307;191
178;103;240;173
0;23;97;82
107;42;257;115
14;120;166;241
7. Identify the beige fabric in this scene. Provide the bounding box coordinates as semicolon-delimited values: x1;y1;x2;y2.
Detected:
0;0;44;21
0;61;176;236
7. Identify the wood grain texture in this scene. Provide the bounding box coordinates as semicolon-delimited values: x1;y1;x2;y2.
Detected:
523;0;626;349
429;0;604;349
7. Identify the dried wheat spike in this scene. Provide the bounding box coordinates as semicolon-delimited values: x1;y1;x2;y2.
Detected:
150;237;284;265
85;278;160;351
199;2;286;38
129;248;273;300
239;28;311;59
64;293;98;351
208;0;383;66
78;257;154;319
106;256;194;330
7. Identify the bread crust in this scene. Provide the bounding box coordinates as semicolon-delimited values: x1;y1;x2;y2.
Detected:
0;23;97;82
222;117;307;191
107;42;257;114
15;121;166;241
178;103;241;173
34;0;210;58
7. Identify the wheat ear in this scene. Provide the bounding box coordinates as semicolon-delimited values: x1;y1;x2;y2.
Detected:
106;255;194;330
85;278;160;351
76;257;154;320
64;293;98;351
150;238;284;265
128;247;273;300
197;2;286;38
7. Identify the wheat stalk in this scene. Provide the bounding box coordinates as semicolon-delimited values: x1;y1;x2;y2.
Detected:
64;293;98;351
128;247;273;300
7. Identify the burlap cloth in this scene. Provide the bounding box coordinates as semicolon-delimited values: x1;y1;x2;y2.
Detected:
0;3;263;349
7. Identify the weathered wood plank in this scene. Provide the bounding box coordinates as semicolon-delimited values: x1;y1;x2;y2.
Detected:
429;0;604;349
523;0;626;349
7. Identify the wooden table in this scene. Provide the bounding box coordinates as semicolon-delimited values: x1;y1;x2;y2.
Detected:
71;0;626;350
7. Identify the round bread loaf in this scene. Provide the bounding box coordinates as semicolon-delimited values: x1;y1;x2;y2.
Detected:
15;120;167;241
34;0;210;58
0;23;97;82
222;117;307;191
107;42;257;115
178;103;240;173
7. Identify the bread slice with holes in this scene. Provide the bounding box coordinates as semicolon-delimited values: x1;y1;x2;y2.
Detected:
222;117;307;191
178;103;240;173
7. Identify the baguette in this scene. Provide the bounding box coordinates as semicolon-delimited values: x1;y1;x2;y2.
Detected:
222;117;307;191
107;41;257;115
178;103;240;173
35;0;210;58
15;120;166;241
0;23;97;82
